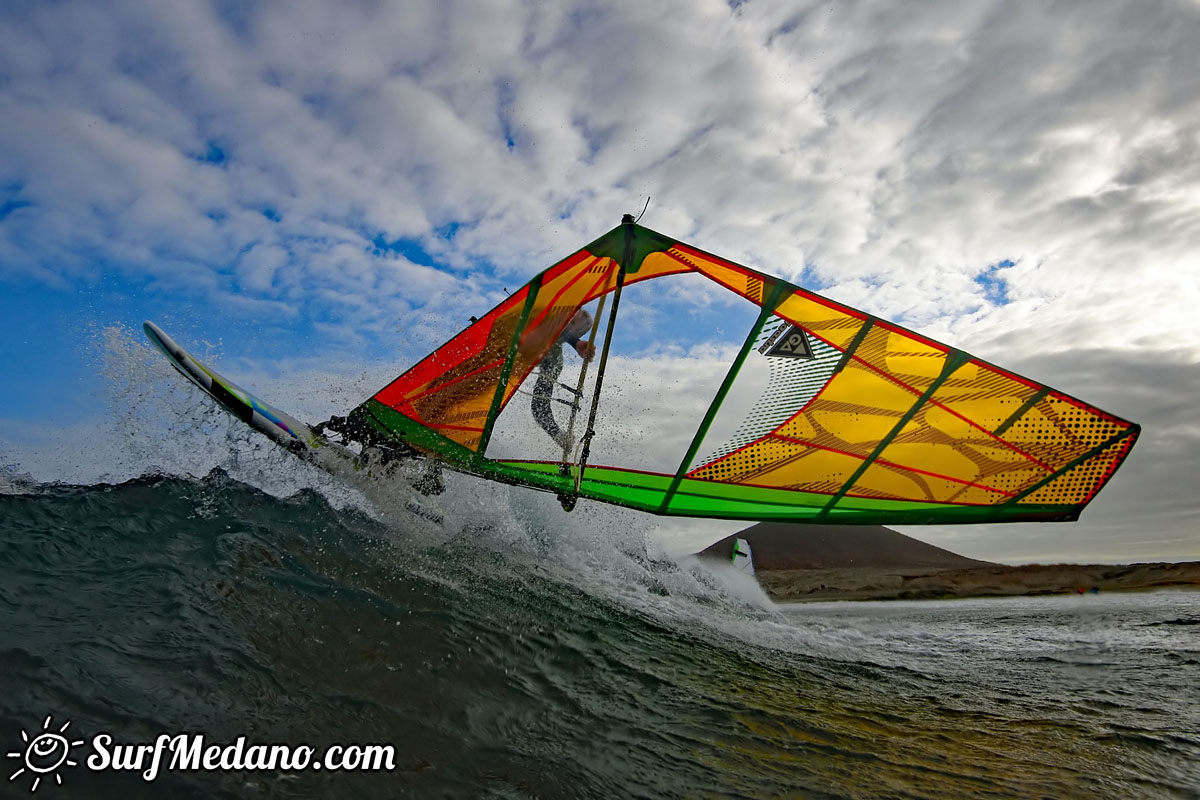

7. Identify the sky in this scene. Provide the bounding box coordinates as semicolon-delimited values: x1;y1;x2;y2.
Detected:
1;0;1198;564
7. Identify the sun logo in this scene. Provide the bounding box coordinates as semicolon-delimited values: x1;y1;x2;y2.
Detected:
7;716;83;792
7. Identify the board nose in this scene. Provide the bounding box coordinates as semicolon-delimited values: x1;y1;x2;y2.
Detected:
143;320;177;358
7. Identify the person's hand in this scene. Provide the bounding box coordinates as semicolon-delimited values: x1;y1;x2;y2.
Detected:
574;340;596;360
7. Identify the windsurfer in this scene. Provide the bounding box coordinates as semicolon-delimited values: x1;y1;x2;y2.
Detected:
531;309;595;452
315;410;446;495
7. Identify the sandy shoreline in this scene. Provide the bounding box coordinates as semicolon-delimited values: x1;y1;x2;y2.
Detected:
758;561;1200;603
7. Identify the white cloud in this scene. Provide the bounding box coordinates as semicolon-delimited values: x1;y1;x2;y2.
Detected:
4;0;1199;341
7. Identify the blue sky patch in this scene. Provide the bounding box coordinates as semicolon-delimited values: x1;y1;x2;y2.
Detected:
975;259;1015;306
196;141;227;165
372;233;437;267
0;197;31;222
496;80;517;150
0;183;31;222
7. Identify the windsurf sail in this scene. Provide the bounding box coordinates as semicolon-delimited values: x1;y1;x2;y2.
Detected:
731;537;755;576
345;217;1138;525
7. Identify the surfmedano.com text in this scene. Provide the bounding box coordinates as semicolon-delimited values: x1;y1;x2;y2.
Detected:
87;733;396;781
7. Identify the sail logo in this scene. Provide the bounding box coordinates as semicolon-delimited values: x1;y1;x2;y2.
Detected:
7;716;397;792
6;716;83;792
761;324;814;360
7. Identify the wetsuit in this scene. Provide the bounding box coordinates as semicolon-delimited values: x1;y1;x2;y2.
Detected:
531;330;580;447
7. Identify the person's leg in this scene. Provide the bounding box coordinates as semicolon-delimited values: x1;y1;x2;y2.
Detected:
531;346;566;445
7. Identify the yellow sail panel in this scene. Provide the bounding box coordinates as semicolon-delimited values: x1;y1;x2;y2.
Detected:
663;246;767;304
1000;394;1128;472
849;324;950;392
751;446;863;493
848;461;1014;505
929;361;1043;433
878;402;1049;496
775;359;914;454
690;437;862;494
878;404;992;479
688;436;801;483
775;292;868;351
1018;434;1136;507
629;250;697;286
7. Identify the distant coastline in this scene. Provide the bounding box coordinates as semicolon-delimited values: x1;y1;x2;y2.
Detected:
701;522;1200;603
758;561;1200;603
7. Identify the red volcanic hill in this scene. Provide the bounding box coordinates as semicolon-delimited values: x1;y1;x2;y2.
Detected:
701;522;995;571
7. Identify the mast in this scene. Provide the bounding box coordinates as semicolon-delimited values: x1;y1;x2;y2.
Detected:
559;213;635;510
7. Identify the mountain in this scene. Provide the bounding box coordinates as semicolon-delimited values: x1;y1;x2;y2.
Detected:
699;523;1200;602
701;522;995;572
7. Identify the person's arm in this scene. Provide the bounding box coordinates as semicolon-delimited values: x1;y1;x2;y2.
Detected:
560;330;595;360
571;339;595;360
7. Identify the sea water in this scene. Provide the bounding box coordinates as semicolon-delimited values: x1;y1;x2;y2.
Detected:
2;472;1197;799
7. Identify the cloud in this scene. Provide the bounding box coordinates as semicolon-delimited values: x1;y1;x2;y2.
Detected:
4;1;1199;344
